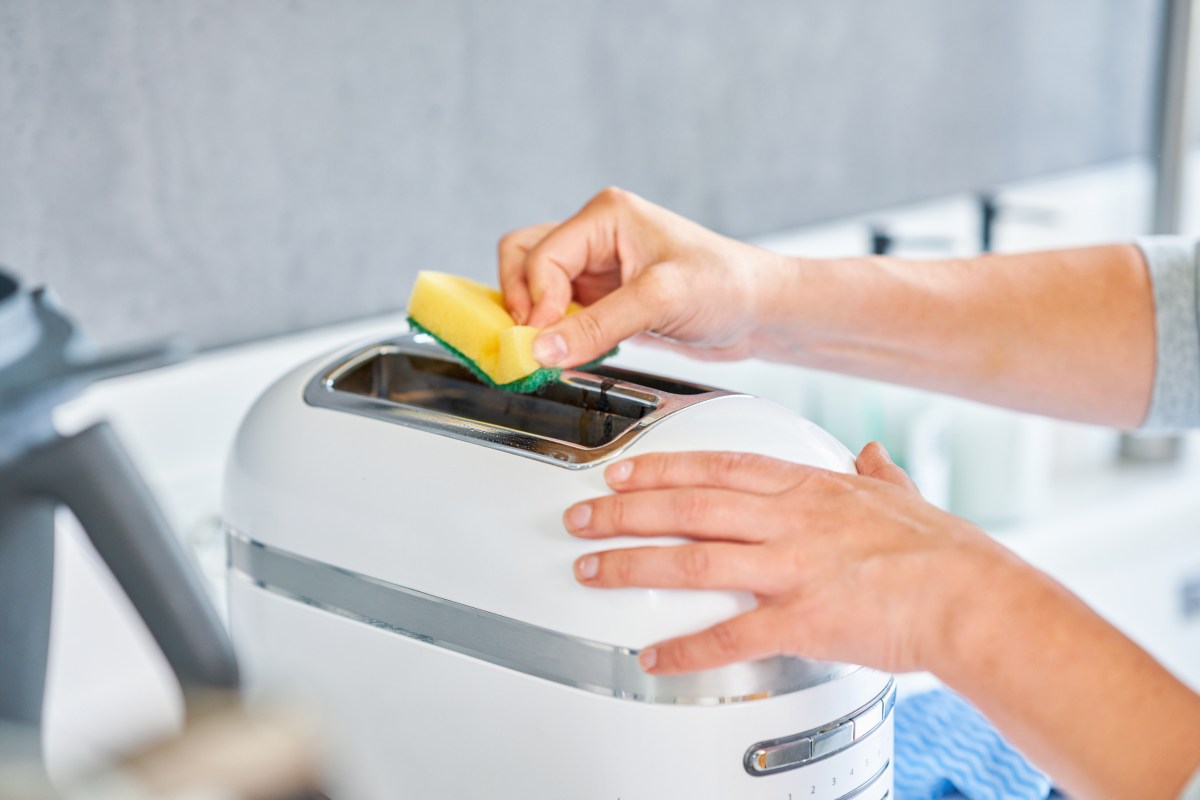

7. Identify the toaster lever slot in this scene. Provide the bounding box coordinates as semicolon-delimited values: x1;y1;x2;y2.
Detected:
304;334;738;468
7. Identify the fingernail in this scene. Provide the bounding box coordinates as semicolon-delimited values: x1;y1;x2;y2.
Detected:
639;647;657;671
532;332;567;366
576;555;599;580
564;503;592;533
606;460;633;485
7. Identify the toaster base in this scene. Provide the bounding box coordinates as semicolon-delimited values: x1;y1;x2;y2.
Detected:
230;575;894;800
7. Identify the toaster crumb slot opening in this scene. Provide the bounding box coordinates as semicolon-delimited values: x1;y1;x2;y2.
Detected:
331;350;658;449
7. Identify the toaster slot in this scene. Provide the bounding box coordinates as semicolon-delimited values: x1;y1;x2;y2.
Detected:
305;334;738;467
331;350;655;449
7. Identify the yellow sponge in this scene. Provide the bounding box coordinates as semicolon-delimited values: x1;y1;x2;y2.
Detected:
406;271;612;393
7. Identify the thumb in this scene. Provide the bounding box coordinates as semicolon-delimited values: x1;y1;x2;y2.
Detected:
855;442;920;493
531;281;657;368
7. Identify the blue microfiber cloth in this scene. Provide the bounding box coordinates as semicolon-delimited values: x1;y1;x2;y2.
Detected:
894;688;1053;800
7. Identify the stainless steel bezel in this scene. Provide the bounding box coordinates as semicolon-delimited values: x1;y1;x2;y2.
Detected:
301;333;742;469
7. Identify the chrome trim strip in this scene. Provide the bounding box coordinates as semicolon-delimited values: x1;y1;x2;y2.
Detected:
301;333;742;469
227;531;860;705
744;681;896;776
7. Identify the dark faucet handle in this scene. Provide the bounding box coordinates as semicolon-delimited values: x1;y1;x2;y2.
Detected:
978;192;1057;252
868;223;957;256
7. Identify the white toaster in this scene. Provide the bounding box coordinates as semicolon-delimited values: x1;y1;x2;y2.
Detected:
223;332;894;799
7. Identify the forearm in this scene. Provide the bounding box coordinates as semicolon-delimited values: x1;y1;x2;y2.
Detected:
753;244;1155;427
935;552;1200;799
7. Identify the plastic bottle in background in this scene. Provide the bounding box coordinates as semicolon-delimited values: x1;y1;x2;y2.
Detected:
897;401;954;511
809;374;954;510
947;400;1052;527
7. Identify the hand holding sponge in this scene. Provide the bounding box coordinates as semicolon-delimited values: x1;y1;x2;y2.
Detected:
406;271;615;393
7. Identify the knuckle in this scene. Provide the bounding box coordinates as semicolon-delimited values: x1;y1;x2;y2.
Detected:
497;231;519;253
571;310;607;348
712;451;750;481
675;490;709;527
497;229;534;261
600;497;625;532
638;454;667;484
709;622;741;658
676;546;710;582
611;552;635;585
524;244;551;276
788;549;814;586
593;185;628;208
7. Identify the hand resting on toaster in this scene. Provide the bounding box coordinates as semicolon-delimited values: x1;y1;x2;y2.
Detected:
563;444;1026;677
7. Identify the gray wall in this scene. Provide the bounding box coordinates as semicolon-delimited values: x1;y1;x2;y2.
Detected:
0;0;1161;350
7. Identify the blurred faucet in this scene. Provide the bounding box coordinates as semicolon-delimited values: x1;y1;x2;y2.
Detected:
0;267;239;774
977;192;1056;253
1151;0;1197;237
867;223;955;256
1121;0;1197;463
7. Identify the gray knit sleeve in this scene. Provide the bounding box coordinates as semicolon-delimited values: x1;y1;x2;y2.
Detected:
1135;236;1200;430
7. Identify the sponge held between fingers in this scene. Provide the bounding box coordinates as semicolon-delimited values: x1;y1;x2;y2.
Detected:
406;271;616;394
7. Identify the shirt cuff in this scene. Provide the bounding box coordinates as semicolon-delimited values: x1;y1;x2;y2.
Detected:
1135;236;1200;430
